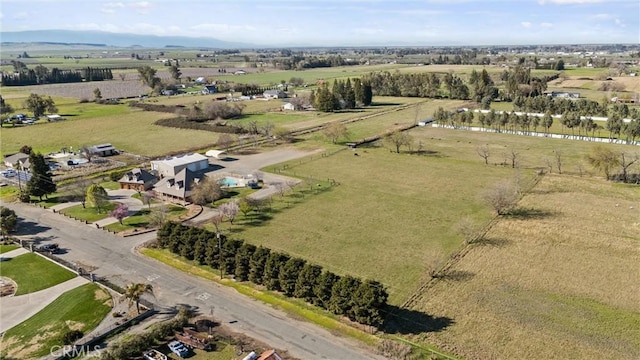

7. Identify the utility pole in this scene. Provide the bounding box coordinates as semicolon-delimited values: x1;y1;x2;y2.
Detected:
217;232;223;279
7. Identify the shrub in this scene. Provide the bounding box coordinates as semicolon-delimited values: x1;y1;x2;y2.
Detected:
61;329;84;344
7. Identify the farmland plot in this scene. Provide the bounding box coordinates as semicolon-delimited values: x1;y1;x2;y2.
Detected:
406;175;640;359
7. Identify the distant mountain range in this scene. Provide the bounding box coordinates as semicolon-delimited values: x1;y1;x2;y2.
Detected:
0;30;255;49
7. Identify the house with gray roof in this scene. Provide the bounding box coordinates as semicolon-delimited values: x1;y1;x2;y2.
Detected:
153;168;201;204
150;153;209;178
3;153;29;169
118;168;158;191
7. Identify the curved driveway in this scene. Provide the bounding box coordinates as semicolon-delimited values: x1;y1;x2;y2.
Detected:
6;203;383;360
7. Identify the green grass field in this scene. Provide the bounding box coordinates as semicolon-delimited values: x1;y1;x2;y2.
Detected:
0;283;112;359
104;205;187;232
0;252;76;295
0;244;19;254
59;203;116;223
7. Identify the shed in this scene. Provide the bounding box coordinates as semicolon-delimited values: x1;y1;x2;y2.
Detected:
89;143;117;157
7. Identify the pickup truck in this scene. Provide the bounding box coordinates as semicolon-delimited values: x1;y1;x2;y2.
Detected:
168;340;189;358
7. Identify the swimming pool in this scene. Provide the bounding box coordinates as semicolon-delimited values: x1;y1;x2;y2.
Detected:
220;177;239;187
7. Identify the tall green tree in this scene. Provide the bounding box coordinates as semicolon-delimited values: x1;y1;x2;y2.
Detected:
168;65;182;82
294;263;322;301
235;243;257;281
0;207;18;239
313;271;339;309
352;280;388;327
137;65;160;90
278;257;306;297
263;252;289;291
249;246;271;285
328;275;362;317
85;184;108;212
23;93;57;118
26;152;57;201
0;95;14;119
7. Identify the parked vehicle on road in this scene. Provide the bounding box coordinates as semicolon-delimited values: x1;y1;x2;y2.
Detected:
1;169;17;177
37;243;60;253
168;340;190;358
143;349;167;360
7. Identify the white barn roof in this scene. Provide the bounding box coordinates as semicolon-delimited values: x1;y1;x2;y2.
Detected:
205;150;227;159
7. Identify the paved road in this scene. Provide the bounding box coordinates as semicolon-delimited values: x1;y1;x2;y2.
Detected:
6;203;383;360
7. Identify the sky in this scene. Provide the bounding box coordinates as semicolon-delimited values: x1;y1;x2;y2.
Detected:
1;0;639;46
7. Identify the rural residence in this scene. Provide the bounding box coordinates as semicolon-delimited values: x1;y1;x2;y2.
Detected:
151;153;209;178
153;168;201;204
263;90;286;100
3;153;29;169
281;102;296;111
118;168;158;191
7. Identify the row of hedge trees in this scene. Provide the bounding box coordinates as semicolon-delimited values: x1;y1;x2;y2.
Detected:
157;222;389;328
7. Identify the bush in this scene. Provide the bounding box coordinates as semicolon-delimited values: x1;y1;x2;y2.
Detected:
18;192;31;203
61;329;84;344
109;169;128;182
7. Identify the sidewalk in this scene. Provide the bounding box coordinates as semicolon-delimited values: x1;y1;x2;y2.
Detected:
0;247;28;259
0;276;88;333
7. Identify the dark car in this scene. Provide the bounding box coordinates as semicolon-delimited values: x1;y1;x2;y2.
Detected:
37;243;60;253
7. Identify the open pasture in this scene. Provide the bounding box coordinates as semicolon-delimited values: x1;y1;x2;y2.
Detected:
0;108;221;157
406;174;640;359
236;125;638;306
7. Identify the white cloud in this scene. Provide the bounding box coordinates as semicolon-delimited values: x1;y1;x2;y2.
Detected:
100;1;151;15
521;21;532;28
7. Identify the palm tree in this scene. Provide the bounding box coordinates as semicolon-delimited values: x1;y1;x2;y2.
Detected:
124;283;153;314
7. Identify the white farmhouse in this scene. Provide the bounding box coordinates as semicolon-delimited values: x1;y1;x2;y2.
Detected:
150;153;209;178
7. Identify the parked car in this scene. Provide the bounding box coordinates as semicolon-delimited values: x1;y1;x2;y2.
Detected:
1;169;17;177
37;243;60;253
143;349;167;360
168;340;189;358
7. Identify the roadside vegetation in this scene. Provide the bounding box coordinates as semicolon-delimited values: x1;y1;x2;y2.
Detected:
0;283;112;359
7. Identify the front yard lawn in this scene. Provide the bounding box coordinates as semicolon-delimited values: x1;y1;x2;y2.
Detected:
103;205;188;232
59;203;116;223
0;252;76;295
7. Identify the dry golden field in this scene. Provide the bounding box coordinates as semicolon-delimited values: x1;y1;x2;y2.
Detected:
406;174;640;359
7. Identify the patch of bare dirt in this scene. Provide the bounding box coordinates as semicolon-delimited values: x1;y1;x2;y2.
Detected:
0;277;17;297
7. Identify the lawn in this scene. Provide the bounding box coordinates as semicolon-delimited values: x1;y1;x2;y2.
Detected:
103;205;187;232
0;282;112;359
0;252;76;295
406;175;640;359
0;244;19;254
59;203;116;223
0;186;20;202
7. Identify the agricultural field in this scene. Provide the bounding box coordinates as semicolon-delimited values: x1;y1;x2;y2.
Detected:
406;174;640;359
225;126;639;307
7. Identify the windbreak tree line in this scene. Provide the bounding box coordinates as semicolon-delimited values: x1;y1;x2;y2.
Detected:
157;222;389;328
2;66;113;86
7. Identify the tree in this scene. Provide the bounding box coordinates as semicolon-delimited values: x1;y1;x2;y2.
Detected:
86;184;109;213
618;152;639;183
234;243;256;281
263;252;289;291
238;197;252;218
124;283;153;314
553;149;563;174
483;180;518;215
80;146;95;163
385;131;412;153
0;95;14;119
26;152;57;201
554;59;565;71
137;66;160;90
294;263;322;302
352;280;388;328
93;88;103;102
476;145;490;165
216;133;235;151
322;122;349;144
329;275;361;317
278;257;306;297
168;65;182;82
109;203;129;224
149;204;169;227
19;145;33;155
249;246;271;285
190;177;222;205
0;207;18;239
606;113;623;140
219;200;239;224
313;271;339;309
23;93;56;118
